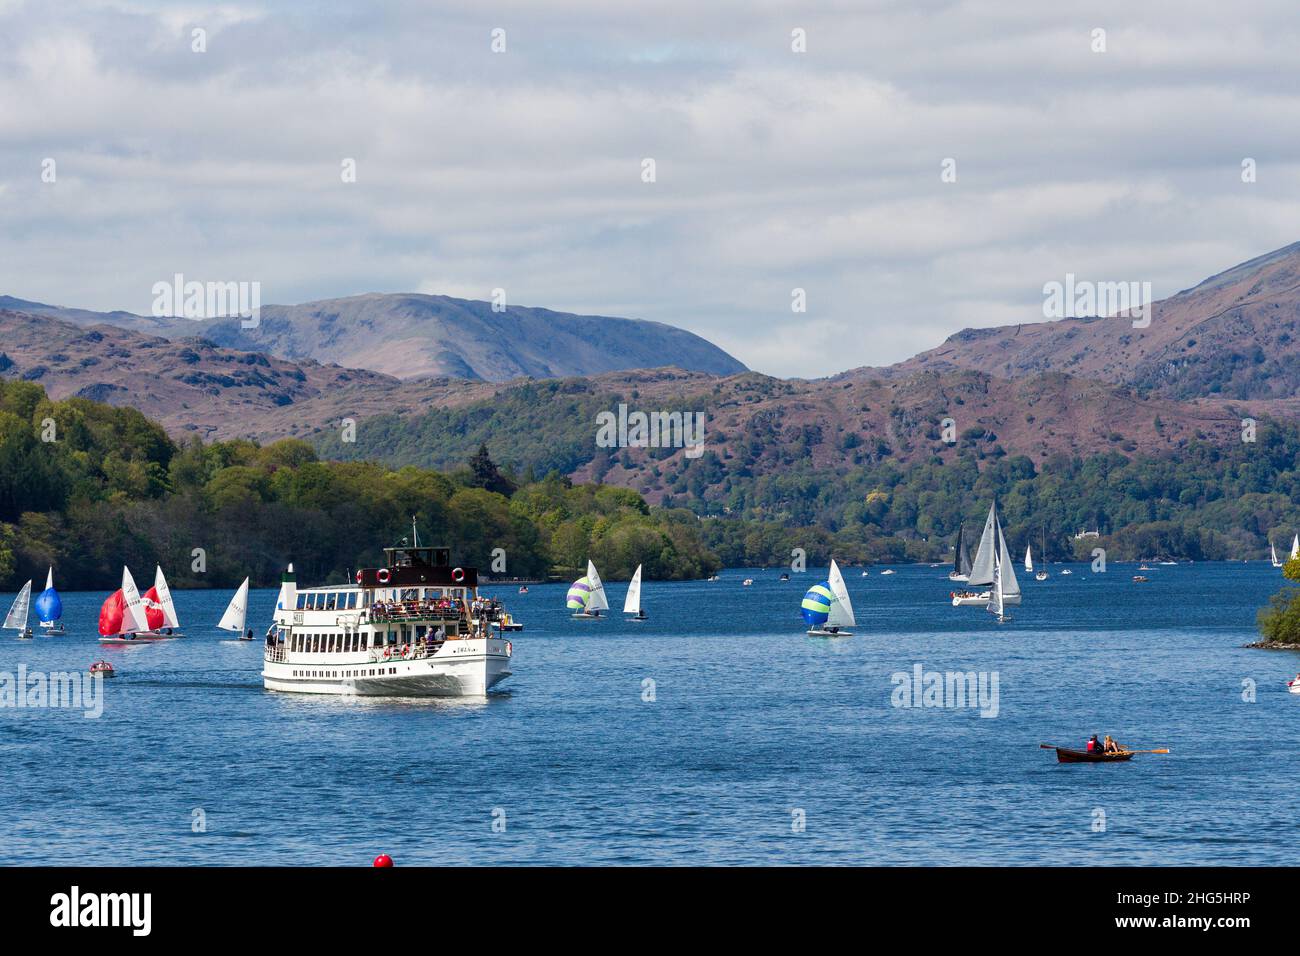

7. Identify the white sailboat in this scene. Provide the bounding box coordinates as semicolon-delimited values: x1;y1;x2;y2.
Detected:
98;565;169;643
952;502;1022;607
219;577;251;638
623;564;645;620
568;560;610;618
153;565;182;634
1035;531;1049;580
1272;540;1284;568
4;580;33;639
808;559;855;636
988;552;1010;623
1291;534;1298;562
1024;545;1033;574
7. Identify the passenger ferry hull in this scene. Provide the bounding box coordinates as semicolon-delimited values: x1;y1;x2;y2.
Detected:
263;637;512;697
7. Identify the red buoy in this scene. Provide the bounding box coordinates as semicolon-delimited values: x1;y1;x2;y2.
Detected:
373;854;393;867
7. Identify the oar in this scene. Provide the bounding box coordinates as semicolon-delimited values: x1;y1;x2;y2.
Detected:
1118;748;1171;755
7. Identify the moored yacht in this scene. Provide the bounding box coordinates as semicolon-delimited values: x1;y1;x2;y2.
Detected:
262;538;512;697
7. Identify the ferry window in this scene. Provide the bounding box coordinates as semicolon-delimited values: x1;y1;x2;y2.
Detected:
346;593;356;609
325;594;336;611
296;594;306;610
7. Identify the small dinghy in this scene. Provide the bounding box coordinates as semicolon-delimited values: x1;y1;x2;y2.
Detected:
5;580;33;639
89;661;116;678
1040;743;1169;763
35;568;65;634
623;564;646;622
803;560;854;637
567;561;609;618
1288;674;1300;695
493;612;525;632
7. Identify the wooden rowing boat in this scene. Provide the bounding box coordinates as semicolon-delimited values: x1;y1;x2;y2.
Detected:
1040;743;1170;763
1051;746;1133;763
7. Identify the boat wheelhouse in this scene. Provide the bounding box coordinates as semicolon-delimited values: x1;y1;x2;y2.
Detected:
262;543;513;697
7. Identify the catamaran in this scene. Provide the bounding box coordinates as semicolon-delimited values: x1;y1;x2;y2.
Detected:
219;577;251;639
624;563;645;620
262;536;513;697
803;559;855;636
98;566;181;643
4;580;33;640
34;567;64;634
567;560;609;618
951;502;1022;607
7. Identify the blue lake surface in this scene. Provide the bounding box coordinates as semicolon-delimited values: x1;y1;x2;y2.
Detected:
1;561;1297;865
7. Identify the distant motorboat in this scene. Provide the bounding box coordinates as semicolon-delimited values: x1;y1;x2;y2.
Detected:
779;572;790;581
1060;569;1073;576
89;661;116;678
880;569;895;576
742;578;754;586
1133;575;1149;583
518;585;529;594
1289;674;1300;695
861;571;869;577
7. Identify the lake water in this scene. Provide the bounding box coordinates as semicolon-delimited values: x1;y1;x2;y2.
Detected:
1;562;1295;865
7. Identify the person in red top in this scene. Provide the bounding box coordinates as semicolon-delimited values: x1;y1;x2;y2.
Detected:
1086;734;1101;753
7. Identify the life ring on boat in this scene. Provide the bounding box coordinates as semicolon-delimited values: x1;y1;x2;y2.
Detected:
383;647;391;660
377;568;390;584
356;570;363;584
451;567;465;583
401;644;410;659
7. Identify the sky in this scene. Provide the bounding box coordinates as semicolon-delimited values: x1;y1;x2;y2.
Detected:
2;0;1299;377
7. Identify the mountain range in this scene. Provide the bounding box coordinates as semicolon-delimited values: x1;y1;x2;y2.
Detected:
0;292;746;382
4;242;1300;504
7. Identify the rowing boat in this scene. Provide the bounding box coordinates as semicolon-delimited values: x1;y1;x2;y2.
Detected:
1051;746;1133;763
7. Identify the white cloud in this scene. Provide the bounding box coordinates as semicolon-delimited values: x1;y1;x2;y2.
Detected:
1;0;1299;376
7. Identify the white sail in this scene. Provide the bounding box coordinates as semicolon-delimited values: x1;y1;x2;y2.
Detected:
623;564;642;614
1292;534;1298;560
827;559;856;628
1273;542;1282;568
44;567;54;591
218;577;250;633
989;555;1005;619
3;580;32;630
120;566;150;633
586;560;609;611
154;565;181;629
1024;545;1033;573
996;519;1021;597
967;503;998;586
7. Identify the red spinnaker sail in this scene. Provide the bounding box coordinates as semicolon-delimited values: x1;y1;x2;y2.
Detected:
142;586;165;631
99;589;125;636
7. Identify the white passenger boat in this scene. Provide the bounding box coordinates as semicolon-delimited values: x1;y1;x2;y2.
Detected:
262;538;513;697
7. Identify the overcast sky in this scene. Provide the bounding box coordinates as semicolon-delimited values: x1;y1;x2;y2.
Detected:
2;0;1299;377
